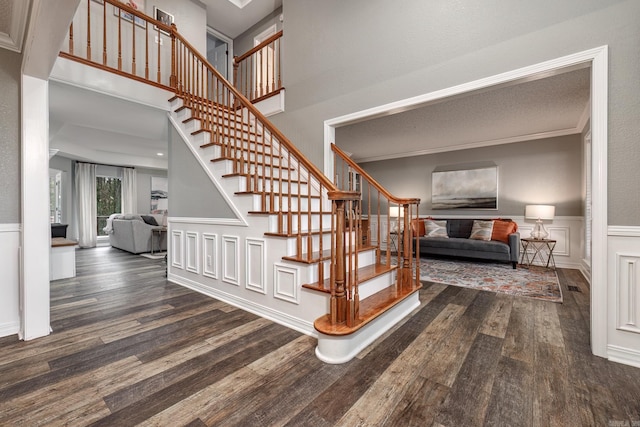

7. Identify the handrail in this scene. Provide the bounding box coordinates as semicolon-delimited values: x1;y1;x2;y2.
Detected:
173;30;338;194
233;30;283;102
331;143;420;207
235;30;283;63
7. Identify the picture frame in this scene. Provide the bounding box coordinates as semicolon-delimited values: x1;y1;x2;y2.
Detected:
154;6;174;35
113;0;146;29
431;165;498;210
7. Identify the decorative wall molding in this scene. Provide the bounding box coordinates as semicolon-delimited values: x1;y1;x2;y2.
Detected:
171;230;184;269
273;263;300;304
616;253;640;334
0;0;29;53
0;226;20;338
245;238;267;294
202;233;218;279
607;344;640;369
0;224;21;233
168;273;315;336
609;226;640;237
222;235;240;286
170;217;246;226
185;232;199;274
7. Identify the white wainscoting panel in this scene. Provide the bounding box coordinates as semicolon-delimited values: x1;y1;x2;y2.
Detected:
171;230;184;269
616;253;640;334
202;233;218;279
0;224;20;337
246;238;266;294
185;232;199;274
222;235;240;286
547;226;570;257
273;262;299;304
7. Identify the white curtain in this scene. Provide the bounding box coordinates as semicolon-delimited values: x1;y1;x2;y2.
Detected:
75;162;97;248
122;167;137;214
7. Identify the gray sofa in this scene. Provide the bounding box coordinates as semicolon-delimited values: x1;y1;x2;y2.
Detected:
106;214;167;254
412;218;520;268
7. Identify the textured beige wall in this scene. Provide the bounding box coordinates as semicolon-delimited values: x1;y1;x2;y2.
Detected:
0;48;21;223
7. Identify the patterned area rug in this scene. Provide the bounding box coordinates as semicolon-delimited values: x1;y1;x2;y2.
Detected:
417;258;562;303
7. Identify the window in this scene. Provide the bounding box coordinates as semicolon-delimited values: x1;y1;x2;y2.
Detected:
49;169;62;223
96;176;122;236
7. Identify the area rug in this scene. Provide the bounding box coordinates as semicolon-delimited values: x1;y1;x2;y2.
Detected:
140;252;167;260
414;258;562;303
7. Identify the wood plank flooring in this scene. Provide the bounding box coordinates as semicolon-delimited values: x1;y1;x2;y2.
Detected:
1;247;640;426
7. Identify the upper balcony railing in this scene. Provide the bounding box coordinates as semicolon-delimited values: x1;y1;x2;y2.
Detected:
233;30;283;103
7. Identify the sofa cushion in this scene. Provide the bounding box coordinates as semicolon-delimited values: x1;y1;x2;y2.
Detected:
491;220;517;243
425;220;448;238
141;215;159;226
469;220;494;241
447;219;474;238
419;237;510;254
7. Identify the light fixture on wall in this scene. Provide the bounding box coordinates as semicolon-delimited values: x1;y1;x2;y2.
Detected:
525;204;555;240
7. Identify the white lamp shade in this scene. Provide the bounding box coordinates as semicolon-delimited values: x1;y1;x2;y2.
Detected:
525;204;555;220
389;206;404;217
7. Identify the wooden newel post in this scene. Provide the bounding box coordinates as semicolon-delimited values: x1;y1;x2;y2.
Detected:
169;24;178;89
333;199;347;324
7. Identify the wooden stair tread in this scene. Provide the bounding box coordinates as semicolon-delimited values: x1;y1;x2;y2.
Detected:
235;191;320;198
282;244;377;264
313;282;422;336
302;262;397;293
264;229;331;238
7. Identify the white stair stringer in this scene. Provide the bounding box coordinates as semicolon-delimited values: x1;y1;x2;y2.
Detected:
167;97;408;363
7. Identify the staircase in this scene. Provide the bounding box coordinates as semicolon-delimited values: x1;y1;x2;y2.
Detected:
59;0;422;363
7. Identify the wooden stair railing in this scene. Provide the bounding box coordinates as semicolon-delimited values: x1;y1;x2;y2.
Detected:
59;0;420;334
233;30;283;103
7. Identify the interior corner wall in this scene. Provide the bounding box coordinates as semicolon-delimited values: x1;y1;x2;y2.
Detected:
136;167;167;214
358;135;583;217
233;6;283;56
168;125;235;218
145;0;207;54
276;0;640;226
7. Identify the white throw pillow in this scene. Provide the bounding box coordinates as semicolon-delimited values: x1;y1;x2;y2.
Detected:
469;220;494;241
425;220;448;238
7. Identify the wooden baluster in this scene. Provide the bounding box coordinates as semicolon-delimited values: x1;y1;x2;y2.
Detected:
232;58;239;93
117;11;122;70
131;19;136;75
86;0;91;60
330;201;337;323
102;3;107;65
144;27;149;80
68;22;74;55
277;37;282;90
270;40;275;94
170;27;177;88
318;184;324;286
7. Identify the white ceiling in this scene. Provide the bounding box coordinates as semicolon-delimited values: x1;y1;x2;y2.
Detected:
202;0;282;38
339;67;591;163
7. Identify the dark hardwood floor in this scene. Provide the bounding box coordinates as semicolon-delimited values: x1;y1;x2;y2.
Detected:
1;247;640;426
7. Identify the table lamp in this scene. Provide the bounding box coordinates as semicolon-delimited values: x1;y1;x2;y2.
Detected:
525;204;555;240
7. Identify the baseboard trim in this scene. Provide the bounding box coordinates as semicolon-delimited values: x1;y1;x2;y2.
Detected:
168;273;316;337
607;344;640;369
0;321;20;338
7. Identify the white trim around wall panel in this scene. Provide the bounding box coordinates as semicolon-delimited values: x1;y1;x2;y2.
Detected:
616;253;640;334
547;227;570;257
185;232;200;274
273;263;300;304
222;235;240;286
245;238;267;294
0;225;20;338
202;233;218;279
171;230;184;269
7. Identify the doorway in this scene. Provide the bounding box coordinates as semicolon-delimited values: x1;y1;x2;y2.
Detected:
206;29;233;82
324;46;608;358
